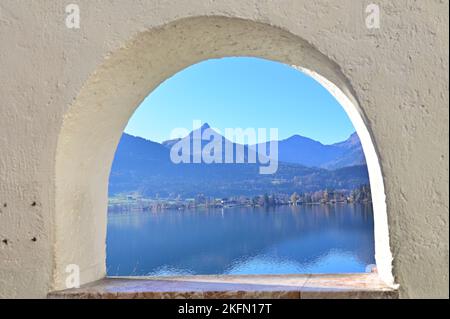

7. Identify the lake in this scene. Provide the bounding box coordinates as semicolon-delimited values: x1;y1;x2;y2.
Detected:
106;204;375;276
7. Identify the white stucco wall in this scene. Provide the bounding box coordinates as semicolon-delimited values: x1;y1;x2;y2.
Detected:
0;0;448;298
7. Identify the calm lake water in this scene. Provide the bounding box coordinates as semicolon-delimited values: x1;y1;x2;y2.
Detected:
106;204;375;276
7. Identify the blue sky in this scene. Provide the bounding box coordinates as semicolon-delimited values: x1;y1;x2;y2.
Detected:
124;57;356;145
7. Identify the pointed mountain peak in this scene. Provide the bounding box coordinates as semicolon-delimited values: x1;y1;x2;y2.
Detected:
282;134;324;146
346;132;359;141
189;122;213;138
201;122;211;129
190;122;211;134
289;134;307;140
331;131;361;149
347;132;361;146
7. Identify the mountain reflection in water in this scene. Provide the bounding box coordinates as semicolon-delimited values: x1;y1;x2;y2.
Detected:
106;204;375;276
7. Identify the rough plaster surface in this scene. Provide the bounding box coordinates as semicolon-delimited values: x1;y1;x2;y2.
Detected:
0;0;448;298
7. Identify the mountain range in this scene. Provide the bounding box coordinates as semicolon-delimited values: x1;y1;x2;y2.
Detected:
162;123;365;169
257;129;365;169
109;123;368;198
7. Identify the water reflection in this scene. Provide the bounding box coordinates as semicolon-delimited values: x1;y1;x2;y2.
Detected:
106;204;375;276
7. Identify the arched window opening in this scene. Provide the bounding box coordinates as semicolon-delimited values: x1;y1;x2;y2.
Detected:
106;57;377;277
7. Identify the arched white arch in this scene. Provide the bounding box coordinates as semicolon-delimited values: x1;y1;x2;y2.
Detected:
295;67;395;286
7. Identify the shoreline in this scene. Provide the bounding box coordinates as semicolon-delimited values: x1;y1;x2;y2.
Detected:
108;201;373;213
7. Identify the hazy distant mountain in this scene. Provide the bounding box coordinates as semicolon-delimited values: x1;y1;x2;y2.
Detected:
255;132;366;169
108;127;369;198
325;132;366;169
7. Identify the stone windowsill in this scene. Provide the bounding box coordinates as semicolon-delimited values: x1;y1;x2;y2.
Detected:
48;273;398;299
